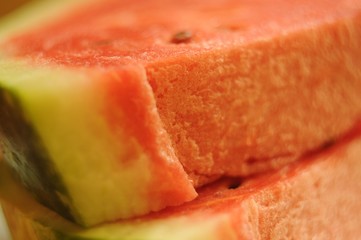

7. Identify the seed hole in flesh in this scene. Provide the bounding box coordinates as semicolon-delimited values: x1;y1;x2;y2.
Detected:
228;179;242;189
170;31;192;44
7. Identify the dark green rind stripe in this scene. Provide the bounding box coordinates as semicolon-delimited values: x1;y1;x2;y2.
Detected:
0;86;76;223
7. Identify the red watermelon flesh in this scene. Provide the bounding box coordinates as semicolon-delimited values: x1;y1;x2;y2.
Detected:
134;121;361;239
3;0;361;185
3;120;361;240
1;0;361;226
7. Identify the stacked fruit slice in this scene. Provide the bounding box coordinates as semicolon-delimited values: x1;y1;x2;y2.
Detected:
2;122;361;239
0;0;361;239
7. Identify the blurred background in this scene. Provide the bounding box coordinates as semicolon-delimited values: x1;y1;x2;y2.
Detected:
0;207;10;240
0;0;31;16
0;1;32;239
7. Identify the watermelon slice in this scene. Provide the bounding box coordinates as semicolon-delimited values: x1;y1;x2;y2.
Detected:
0;62;197;226
1;0;361;226
2;121;361;240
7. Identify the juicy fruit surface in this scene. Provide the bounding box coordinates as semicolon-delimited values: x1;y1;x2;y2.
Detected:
2;0;360;67
1;0;361;185
3;121;361;240
1;0;361;226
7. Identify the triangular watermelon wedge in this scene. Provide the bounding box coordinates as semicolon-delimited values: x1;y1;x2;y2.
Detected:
1;0;361;227
0;61;197;226
2;121;361;240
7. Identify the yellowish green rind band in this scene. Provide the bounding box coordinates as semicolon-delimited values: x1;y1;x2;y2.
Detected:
2;199;238;240
0;61;159;226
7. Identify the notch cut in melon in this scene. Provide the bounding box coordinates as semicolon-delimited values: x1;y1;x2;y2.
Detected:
1;0;361;226
2;120;361;240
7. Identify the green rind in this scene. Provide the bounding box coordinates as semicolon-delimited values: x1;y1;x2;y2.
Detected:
0;61;89;224
52;216;235;240
0;61;107;225
12;207;237;240
0;161;82;233
0;87;76;222
1;166;234;240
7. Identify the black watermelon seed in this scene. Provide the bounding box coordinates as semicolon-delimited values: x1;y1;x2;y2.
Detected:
171;31;192;44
